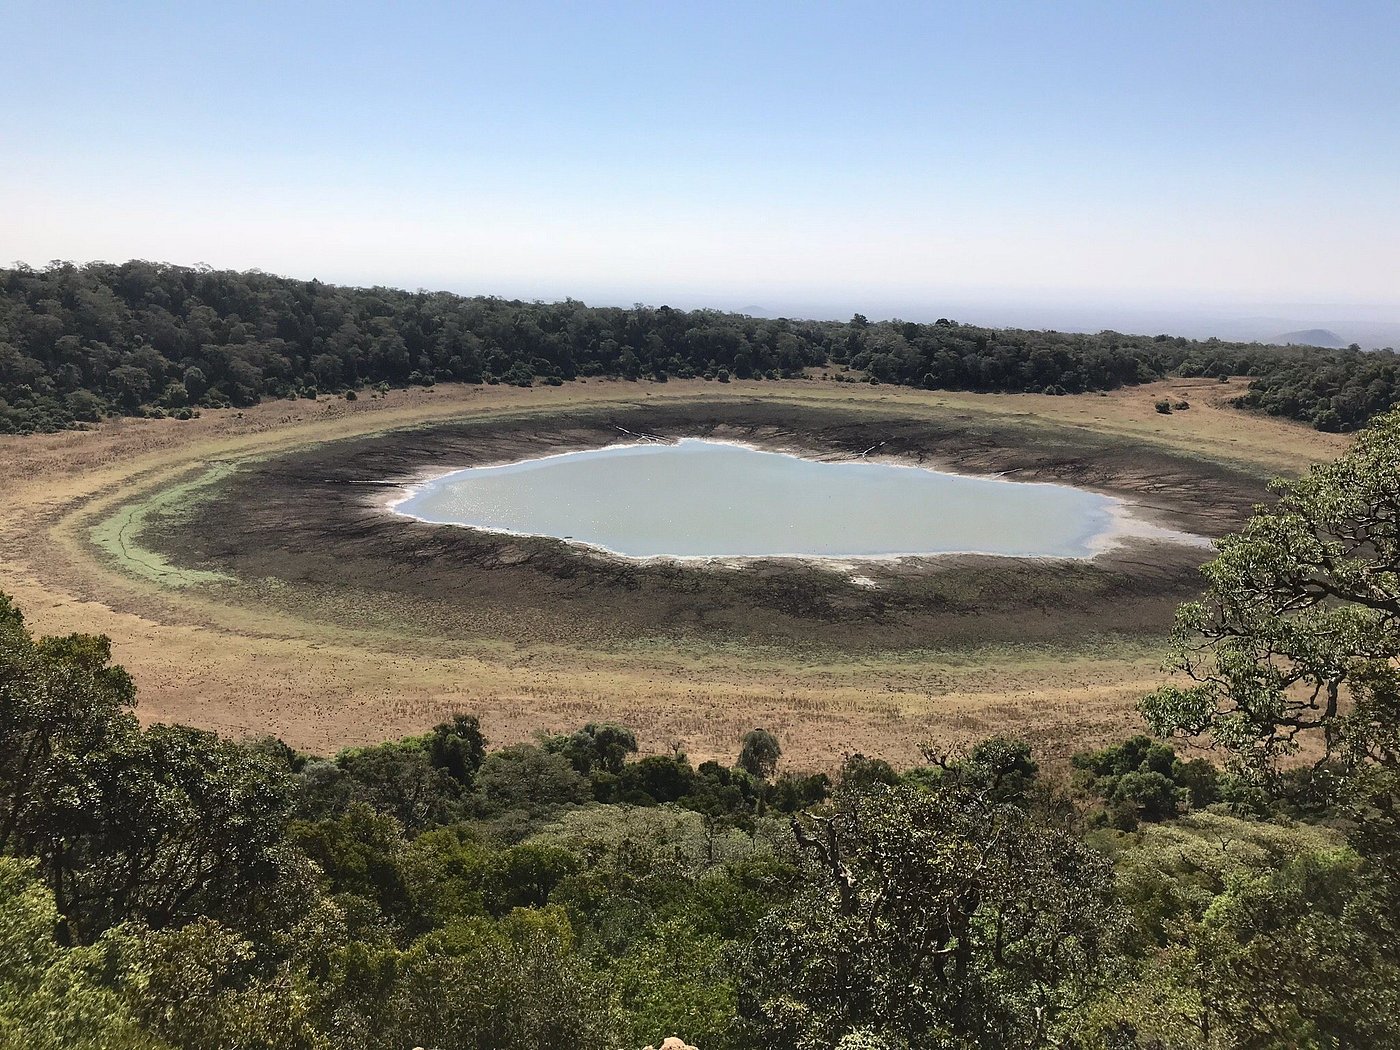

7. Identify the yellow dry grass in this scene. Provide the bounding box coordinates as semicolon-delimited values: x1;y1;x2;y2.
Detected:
0;377;1351;768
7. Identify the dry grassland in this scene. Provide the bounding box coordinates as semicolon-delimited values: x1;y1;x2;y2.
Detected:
0;377;1351;769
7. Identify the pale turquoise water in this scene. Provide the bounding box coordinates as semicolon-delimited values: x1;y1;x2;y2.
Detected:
390;439;1124;559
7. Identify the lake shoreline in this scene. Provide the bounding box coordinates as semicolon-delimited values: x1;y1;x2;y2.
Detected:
381;436;1208;567
2;377;1339;765
133;396;1259;657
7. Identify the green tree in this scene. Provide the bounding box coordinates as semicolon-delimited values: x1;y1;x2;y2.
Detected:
37;723;295;940
108;364;152;410
181;365;209;400
738;729;782;780
401;826;491;929
0;597;136;858
115;919;326;1050
1142;408;1400;778
545;722;639;776
1074;812;1400;1048
1192;847;1400;1046
64;388;106;421
0;858;165;1050
387;907;616;1049
336;740;463;831
481;843;580;914
475;743;591;818
619;753;698;803
1072;735;1218;827
1121;411;1400;1046
609;917;741;1050
943;736;1041;805
836;753;900;792
288;803;412;932
1;595;294;941
427;713;488;786
737;783;1116;1049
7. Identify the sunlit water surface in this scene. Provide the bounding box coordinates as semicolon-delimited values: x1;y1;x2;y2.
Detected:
390;439;1131;559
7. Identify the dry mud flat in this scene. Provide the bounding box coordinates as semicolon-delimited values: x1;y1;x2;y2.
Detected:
155;399;1260;653
0;380;1352;767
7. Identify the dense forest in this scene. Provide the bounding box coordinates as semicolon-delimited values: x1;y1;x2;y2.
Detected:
5;410;1400;1048
1;260;1396;435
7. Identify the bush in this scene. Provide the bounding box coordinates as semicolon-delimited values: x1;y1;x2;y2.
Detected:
1072;735;1220;825
476;745;591;817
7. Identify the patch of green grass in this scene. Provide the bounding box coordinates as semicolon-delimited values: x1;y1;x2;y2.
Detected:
90;463;237;587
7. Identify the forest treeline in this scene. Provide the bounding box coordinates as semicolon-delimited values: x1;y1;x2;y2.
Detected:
5;410;1400;1048
1;260;1396;435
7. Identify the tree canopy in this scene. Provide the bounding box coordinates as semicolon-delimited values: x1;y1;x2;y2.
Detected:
1142;407;1400;779
1;260;1394;434
738;729;782;780
738;782;1116;1048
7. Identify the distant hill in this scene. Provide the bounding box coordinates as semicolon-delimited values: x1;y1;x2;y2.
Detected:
1272;328;1348;348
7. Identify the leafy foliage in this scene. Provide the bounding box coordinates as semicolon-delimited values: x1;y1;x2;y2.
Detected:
1073;735;1220;828
1074;813;1400;1048
543;722;639;776
738;728;782;779
1;260;1394;433
1;596;295;943
1142;408;1400;778
738;783;1118;1048
426;713;487;786
0;859;165;1049
1104;409;1400;1047
926;736;1043;805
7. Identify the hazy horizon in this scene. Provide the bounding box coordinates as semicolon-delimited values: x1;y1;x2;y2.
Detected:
5;1;1399;344
12;254;1400;347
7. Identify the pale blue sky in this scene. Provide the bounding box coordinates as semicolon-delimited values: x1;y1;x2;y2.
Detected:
3;1;1398;324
